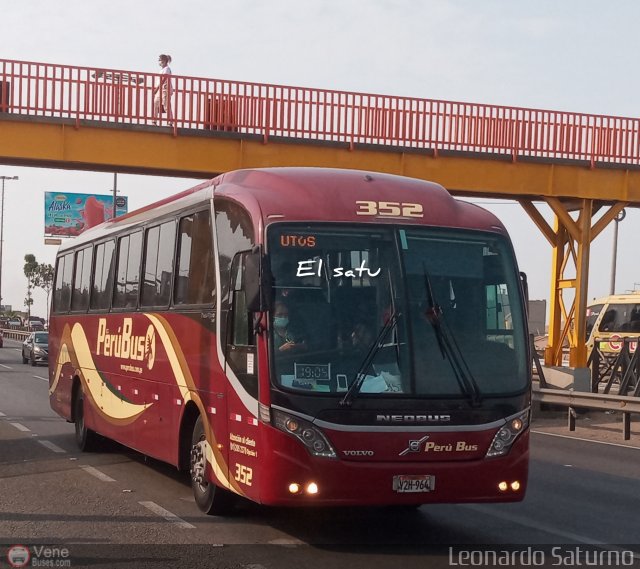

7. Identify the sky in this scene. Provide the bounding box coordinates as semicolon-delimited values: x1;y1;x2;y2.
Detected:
2;0;640;319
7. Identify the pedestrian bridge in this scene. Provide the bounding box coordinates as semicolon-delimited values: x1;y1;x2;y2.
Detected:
2;57;640;368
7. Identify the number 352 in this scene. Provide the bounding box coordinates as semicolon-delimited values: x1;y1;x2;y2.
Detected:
355;201;424;218
234;464;253;486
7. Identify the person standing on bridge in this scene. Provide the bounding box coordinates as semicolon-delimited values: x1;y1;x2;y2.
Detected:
153;54;173;124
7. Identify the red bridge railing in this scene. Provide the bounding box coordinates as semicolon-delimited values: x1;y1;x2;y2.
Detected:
1;58;639;167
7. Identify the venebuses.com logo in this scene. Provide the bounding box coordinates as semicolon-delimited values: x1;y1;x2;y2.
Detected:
7;546;30;568
6;544;71;567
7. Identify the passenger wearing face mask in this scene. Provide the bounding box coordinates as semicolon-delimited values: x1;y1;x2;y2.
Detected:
273;300;307;352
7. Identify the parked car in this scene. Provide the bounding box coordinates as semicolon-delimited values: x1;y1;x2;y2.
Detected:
22;332;49;366
0;329;3;348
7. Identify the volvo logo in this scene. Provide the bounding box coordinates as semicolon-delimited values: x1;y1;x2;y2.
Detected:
342;450;375;457
399;435;430;456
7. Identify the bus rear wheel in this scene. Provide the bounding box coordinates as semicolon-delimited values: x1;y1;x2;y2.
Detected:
190;416;235;515
73;386;99;452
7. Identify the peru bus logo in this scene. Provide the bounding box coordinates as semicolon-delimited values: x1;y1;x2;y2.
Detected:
96;318;157;370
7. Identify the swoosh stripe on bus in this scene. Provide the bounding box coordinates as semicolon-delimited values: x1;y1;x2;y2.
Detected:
145;314;240;495
70;323;152;421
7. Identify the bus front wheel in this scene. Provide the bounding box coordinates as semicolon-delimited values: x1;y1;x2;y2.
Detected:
73;386;99;452
190;416;235;515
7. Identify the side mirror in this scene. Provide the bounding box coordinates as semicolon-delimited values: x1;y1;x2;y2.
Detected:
231;247;272;313
245;246;272;312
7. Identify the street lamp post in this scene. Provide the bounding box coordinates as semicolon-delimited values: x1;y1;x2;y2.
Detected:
610;209;626;295
0;175;19;312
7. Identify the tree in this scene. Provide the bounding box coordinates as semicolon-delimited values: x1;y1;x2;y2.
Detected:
23;254;55;322
33;263;55;322
24;254;38;320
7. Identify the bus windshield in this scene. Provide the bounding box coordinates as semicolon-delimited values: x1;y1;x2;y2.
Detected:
268;225;528;398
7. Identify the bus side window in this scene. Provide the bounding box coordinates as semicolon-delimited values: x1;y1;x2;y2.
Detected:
53;253;74;313
90;240;115;311
113;232;143;309
71;246;92;312
174;210;215;306
599;309;616;332
141;221;176;307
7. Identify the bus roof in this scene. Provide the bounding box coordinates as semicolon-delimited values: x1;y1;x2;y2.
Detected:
58;167;507;253
589;291;640;306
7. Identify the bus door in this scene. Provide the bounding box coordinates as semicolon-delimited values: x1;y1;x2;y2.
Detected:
223;251;260;500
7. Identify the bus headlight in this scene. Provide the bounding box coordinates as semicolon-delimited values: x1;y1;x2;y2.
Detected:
486;409;530;458
272;409;336;459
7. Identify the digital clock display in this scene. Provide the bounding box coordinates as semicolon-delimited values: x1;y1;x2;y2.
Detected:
294;363;331;384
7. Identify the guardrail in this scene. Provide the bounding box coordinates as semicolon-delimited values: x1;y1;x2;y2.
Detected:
2;57;640;165
533;385;640;440
1;328;30;341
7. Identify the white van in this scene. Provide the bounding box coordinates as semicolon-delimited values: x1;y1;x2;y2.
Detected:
586;292;640;355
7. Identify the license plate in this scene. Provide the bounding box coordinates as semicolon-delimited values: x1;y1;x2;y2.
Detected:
392;474;434;493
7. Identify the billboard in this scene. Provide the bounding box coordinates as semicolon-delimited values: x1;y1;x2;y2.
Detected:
44;192;128;237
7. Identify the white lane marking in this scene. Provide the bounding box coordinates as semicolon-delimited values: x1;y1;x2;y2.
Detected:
138;501;195;529
532;429;640;451
9;422;30;432
0;364;11;370
0;411;5;417
37;440;67;453
79;465;117;482
464;504;640;559
33;375;48;382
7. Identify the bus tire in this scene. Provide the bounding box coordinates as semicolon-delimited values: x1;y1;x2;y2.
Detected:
190;416;235;515
73;387;99;452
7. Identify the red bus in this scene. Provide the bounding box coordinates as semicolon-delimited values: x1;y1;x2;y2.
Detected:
49;168;531;514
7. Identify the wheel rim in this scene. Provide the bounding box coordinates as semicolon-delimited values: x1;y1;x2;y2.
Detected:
190;438;208;493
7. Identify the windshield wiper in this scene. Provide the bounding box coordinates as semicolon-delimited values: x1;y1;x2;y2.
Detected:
340;310;399;407
423;266;482;406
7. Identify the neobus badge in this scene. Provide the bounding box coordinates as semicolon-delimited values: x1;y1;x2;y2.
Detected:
96;318;156;370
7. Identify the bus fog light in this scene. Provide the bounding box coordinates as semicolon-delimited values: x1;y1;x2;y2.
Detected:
498;481;508;492
289;483;301;494
306;482;319;495
511;481;521;491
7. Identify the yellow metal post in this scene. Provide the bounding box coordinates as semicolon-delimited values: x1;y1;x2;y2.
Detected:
546;217;566;366
570;199;592;367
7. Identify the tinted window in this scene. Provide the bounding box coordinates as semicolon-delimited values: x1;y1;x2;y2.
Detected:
586;303;604;338
53;253;74;313
215;200;254;307
174;210;215;305
71;246;92;311
598;303;640;333
142;221;176;307
91;240;115;310
113;232;142;309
